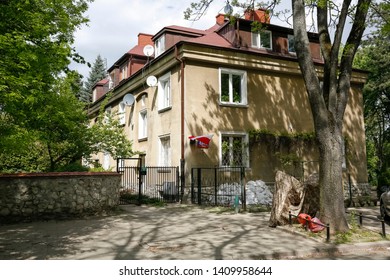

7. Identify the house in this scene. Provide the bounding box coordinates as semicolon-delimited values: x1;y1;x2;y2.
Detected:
88;9;368;192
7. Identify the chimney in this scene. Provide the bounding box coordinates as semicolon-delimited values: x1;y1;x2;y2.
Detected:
137;33;153;46
244;8;270;24
216;13;227;25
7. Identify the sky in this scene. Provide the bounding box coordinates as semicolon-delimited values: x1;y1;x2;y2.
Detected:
70;0;225;80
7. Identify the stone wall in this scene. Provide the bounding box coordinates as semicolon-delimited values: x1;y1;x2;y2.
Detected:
0;172;121;223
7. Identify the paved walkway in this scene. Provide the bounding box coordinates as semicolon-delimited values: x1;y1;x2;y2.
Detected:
0;204;389;260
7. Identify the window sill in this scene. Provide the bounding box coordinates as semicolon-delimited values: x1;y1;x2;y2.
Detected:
158;106;172;113
219;103;249;108
138;137;148;142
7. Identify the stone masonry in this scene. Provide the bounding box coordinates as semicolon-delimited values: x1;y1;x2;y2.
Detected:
0;172;121;223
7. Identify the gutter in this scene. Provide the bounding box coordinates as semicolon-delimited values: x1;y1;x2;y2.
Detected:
175;45;186;200
175;45;185;161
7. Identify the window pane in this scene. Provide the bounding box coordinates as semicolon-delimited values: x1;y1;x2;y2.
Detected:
221;136;230;166
232;137;243;166
288;35;295;52
160;137;170;166
221;73;230;102
260;32;271;49
163;80;170;107
251;32;259;47
232;74;242;103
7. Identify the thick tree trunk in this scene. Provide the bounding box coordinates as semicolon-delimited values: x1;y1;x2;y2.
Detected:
318;130;349;232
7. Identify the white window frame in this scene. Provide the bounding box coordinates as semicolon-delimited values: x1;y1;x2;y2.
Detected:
251;30;272;49
159;135;171;166
118;102;126;126
104;106;112;124
219;68;247;105
138;109;147;140
108;74;114;89
158;72;171;111
288;34;295;53
92;88;97;102
120;64;128;81
219;132;249;168
155;35;166;57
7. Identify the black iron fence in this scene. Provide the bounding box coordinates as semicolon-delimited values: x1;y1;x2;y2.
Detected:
117;158;180;204
191;167;246;208
346;210;387;237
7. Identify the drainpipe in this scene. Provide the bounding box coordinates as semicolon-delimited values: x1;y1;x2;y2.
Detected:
175;45;185;202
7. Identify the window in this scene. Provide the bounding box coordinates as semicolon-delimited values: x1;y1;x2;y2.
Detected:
288;35;295;53
92;89;97;102
118;102;126;126
159;135;171;166
158;72;171;110
219;68;247;105
155;35;165;57
220;133;249;167
108;74;114;89
138;109;147;139
120;64;128;81
104;107;112;124
252;30;272;49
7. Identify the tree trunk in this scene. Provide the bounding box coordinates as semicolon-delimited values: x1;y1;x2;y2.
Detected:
318;130;349;232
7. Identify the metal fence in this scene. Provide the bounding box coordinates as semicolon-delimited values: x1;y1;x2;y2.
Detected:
191;167;246;207
117;158;180;204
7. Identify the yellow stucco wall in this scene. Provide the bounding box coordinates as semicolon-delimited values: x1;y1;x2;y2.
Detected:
89;44;368;185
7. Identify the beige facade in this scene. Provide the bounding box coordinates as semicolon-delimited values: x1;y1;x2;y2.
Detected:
88;13;368;187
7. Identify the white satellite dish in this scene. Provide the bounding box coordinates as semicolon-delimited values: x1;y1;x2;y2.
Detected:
122;93;135;106
143;45;154;57
146;76;158;87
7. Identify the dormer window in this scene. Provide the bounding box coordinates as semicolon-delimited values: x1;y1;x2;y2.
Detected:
155;35;165;57
288;34;295;53
251;30;272;50
120;64;128;81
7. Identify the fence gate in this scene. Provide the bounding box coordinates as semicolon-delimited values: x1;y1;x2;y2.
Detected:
191;167;246;208
117;158;180;204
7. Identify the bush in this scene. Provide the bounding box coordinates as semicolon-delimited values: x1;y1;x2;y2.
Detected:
55;162;89;172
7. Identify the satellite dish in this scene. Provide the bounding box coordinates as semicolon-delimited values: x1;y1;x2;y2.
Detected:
123;93;135;106
146;76;157;87
143;45;154;57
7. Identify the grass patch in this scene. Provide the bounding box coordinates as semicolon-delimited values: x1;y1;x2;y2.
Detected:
288;211;388;244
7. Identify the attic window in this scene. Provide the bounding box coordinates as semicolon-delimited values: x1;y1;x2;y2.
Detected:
288;35;295;53
155;35;166;57
252;30;272;50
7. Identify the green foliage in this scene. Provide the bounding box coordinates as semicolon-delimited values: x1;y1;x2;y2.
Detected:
88;94;135;161
80;54;107;103
354;9;390;186
0;0;91;125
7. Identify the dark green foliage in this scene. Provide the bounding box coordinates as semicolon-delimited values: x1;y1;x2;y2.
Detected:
0;0;135;173
355;3;390;187
80;55;107;103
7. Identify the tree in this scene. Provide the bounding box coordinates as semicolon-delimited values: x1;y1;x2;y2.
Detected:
186;0;372;232
0;0;134;173
0;0;91;128
354;1;390;192
80;54;107;103
0;73;134;172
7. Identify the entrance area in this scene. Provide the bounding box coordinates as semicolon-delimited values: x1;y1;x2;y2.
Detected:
117;158;180;204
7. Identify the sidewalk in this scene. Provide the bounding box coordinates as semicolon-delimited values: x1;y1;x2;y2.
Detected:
0;204;389;260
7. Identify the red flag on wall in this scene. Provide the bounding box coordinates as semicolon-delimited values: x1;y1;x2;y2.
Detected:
188;134;213;149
